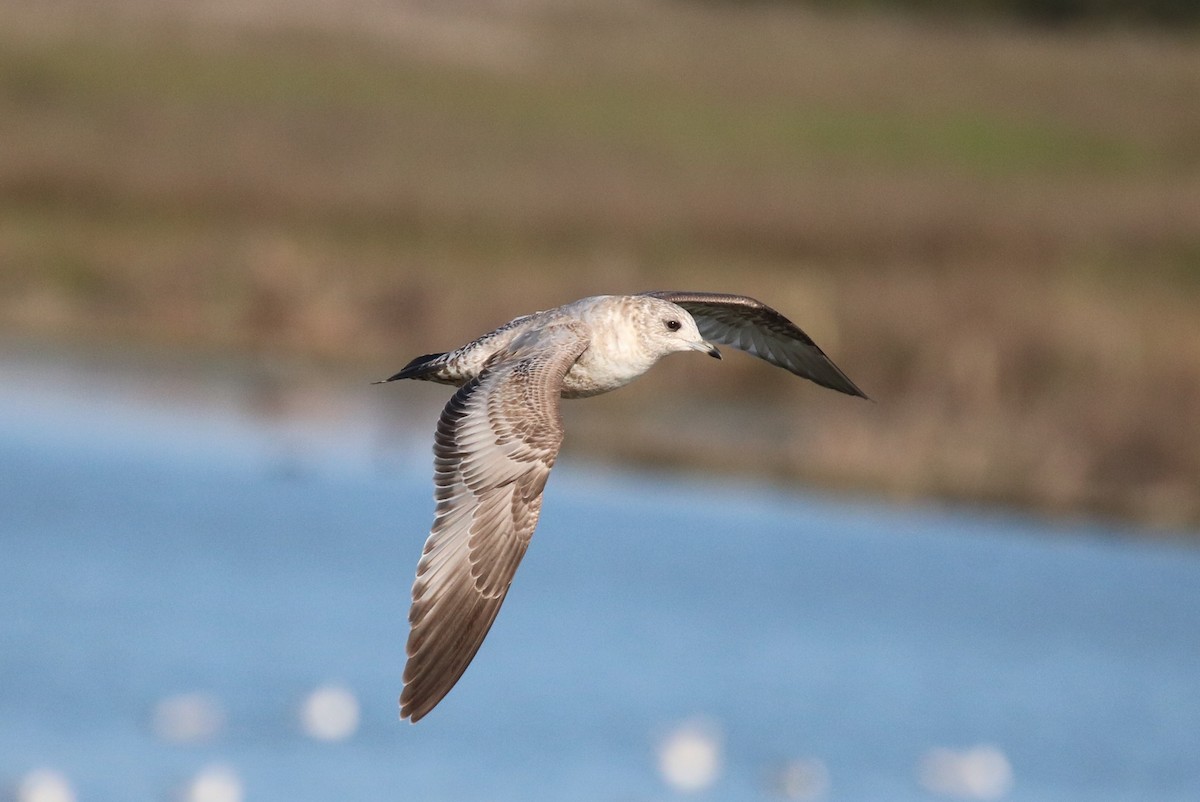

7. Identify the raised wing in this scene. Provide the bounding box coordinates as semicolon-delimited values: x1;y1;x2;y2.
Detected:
644;291;868;399
400;320;589;722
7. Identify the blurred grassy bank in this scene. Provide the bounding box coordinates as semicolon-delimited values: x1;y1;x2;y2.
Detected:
1;0;1198;529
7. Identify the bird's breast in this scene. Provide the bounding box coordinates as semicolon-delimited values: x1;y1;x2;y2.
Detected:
559;348;653;398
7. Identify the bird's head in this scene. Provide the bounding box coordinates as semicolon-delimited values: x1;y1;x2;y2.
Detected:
637;296;722;361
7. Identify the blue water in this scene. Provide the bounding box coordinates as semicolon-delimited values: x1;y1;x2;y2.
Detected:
2;346;1199;801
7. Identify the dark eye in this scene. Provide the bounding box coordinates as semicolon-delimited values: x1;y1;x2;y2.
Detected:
665;319;681;331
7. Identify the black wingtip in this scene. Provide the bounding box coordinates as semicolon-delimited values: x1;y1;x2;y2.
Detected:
836;373;871;401
803;355;872;401
823;372;872;401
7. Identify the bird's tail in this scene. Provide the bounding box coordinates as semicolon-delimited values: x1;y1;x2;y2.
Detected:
374;352;450;384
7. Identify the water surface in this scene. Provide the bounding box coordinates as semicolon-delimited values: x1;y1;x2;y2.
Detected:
2;343;1198;801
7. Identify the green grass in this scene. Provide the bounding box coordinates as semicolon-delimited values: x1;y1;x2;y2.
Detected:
0;28;1162;177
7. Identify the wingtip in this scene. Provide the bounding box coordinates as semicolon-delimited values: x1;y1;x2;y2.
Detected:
399;696;421;724
401;704;432;724
813;365;871;401
840;380;872;402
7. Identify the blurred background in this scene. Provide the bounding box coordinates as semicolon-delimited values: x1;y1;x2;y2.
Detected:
2;0;1199;800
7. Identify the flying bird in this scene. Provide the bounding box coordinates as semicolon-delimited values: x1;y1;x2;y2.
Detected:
379;291;868;722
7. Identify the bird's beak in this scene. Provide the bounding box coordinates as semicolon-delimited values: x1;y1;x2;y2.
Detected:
694;340;722;359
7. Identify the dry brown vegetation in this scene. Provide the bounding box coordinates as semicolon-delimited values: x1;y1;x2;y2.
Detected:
1;0;1198;529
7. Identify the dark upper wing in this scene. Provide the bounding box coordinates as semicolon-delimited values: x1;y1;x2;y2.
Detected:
644;291;868;399
400;320;589;722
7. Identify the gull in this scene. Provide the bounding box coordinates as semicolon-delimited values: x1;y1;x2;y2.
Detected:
379;291;868;722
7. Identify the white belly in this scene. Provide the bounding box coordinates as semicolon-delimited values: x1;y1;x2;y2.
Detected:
559;346;655;398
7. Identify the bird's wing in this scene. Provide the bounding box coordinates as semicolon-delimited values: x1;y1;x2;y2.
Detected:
400;319;590;722
644;291;868;399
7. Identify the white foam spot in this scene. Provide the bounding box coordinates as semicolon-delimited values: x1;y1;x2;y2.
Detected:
178;764;243;802
657;717;722;793
152;692;226;744
918;744;1013;799
16;769;76;802
299;684;361;742
768;757;830;800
